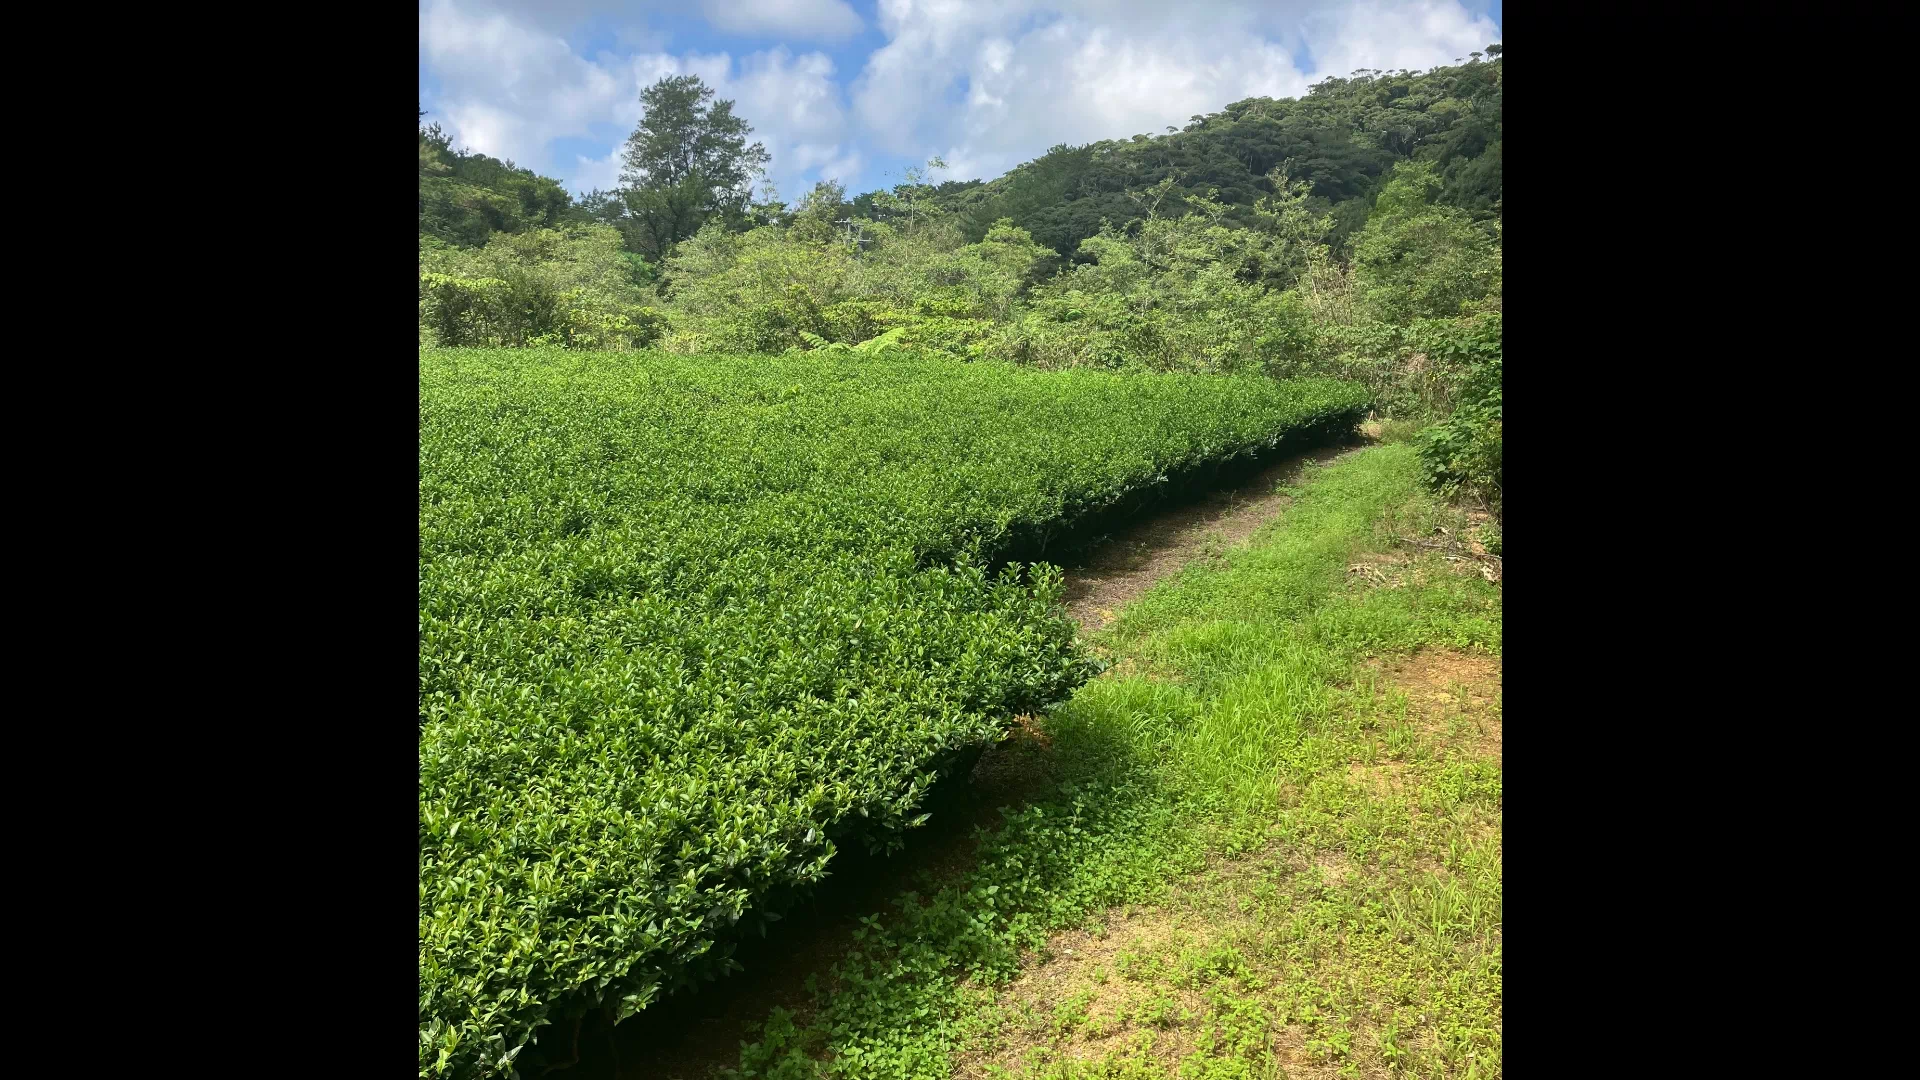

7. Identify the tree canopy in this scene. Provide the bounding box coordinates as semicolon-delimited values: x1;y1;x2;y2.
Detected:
934;52;1502;256
417;119;577;248
616;75;772;261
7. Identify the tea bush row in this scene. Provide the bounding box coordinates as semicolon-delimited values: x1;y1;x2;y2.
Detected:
418;347;1368;1076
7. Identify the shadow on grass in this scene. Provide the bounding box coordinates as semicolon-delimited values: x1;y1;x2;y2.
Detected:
981;415;1370;575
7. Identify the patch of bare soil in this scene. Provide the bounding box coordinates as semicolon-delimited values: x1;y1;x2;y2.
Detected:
953;855;1346;1080
954;912;1211;1079
1364;649;1503;765
1060;441;1366;633
810;663;1499;1080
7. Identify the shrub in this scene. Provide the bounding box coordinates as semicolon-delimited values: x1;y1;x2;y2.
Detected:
1292;309;1501;419
661;222;855;352
987;195;1319;375
1413;341;1502;515
417;272;666;349
418;273;515;347
1349;161;1499;324
418;226;667;350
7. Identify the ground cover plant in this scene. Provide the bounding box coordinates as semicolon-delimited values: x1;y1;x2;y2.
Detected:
418;347;1368;1077
712;440;1502;1080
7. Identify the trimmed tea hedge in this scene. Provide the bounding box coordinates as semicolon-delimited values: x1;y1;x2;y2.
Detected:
419;348;1367;1076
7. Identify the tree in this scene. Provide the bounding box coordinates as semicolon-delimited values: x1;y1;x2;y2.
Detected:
419;110;578;247
1349;161;1497;322
618;75;771;260
419;115;451;175
789;179;848;245
913;46;1501;257
575;189;630;228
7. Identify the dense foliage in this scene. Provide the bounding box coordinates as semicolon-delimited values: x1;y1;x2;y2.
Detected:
419;112;577;249
936;46;1501;255
634;157;1498;419
418;226;667;350
418;348;1369;1077
1413;322;1502;516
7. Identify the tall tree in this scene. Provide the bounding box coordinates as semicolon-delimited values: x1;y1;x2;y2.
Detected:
789;179;848;244
618;75;771;260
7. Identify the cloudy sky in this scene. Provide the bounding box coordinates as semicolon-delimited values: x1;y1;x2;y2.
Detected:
418;0;1502;201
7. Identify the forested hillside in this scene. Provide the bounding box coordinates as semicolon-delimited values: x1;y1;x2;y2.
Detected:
934;44;1501;255
418;109;578;248
417;48;1501;512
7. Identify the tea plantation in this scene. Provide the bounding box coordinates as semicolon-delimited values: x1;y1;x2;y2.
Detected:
418;347;1368;1077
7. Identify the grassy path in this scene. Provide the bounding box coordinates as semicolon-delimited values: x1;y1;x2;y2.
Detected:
1057;441;1364;633
605;439;1501;1080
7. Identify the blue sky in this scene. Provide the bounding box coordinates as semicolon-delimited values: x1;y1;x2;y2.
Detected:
419;1;1502;202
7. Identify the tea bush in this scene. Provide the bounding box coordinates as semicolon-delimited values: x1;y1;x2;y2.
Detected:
417;348;1368;1076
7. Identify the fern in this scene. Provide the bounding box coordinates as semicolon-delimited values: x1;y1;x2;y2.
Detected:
795;327;908;357
850;328;908;357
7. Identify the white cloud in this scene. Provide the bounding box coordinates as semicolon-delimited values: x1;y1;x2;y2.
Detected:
612;47;854;198
571;152;623;194
420;1;854;196
614;24;669;52
1297;1;1500;83
430;0;668;35
854;0;1499;181
419;0;629;171
419;0;1501;197
817;150;865;185
699;0;864;41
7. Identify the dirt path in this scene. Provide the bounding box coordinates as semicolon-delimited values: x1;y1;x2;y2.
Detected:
1059;438;1369;633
